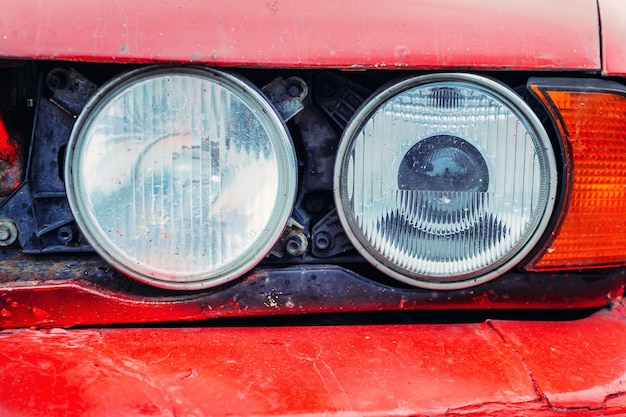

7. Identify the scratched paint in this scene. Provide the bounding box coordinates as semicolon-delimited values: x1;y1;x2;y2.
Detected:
0;302;625;416
0;0;600;70
0;253;624;329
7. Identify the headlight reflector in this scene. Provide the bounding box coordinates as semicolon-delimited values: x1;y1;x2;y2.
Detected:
66;67;296;290
334;74;557;289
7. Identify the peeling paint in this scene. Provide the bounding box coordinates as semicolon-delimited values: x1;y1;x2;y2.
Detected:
2;306;626;415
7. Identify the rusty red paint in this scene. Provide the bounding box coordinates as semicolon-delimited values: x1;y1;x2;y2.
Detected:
0;110;23;196
0;0;600;71
0;254;624;329
0;301;624;416
0;2;622;414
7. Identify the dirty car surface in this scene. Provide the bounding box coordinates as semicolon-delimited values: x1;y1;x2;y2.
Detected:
0;0;626;415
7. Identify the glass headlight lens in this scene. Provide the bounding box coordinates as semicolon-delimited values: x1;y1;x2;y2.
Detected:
334;74;557;289
66;67;296;290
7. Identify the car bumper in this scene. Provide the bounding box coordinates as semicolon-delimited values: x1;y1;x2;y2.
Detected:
1;301;625;416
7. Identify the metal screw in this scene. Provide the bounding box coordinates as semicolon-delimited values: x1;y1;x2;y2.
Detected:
0;219;18;247
286;81;304;98
57;226;75;244
314;231;332;251
285;234;308;256
46;69;69;92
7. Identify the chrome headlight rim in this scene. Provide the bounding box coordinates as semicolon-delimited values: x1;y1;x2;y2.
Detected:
66;65;297;291
333;72;558;290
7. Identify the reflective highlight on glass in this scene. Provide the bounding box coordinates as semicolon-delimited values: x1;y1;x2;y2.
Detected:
335;74;556;289
66;67;296;289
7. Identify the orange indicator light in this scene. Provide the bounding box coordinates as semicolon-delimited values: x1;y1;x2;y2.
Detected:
528;83;626;270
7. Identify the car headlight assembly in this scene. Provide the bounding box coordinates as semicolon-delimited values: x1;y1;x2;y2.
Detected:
65;66;297;290
334;73;558;289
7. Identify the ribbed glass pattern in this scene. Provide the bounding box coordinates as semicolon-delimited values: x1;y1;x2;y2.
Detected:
71;70;293;285
529;90;626;270
339;80;551;281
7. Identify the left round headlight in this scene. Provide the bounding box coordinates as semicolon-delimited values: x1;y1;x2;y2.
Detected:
66;66;297;290
334;73;557;289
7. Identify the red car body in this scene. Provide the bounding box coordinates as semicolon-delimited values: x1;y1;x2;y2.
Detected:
0;0;626;415
0;0;614;71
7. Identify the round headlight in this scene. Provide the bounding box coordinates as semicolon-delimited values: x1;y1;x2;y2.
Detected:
66;67;297;290
334;74;557;289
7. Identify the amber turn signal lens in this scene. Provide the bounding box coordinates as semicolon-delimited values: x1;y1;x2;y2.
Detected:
527;81;626;271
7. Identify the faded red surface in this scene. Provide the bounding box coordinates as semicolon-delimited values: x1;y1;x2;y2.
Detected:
0;2;623;415
0;302;625;416
599;0;626;75
0;0;600;70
